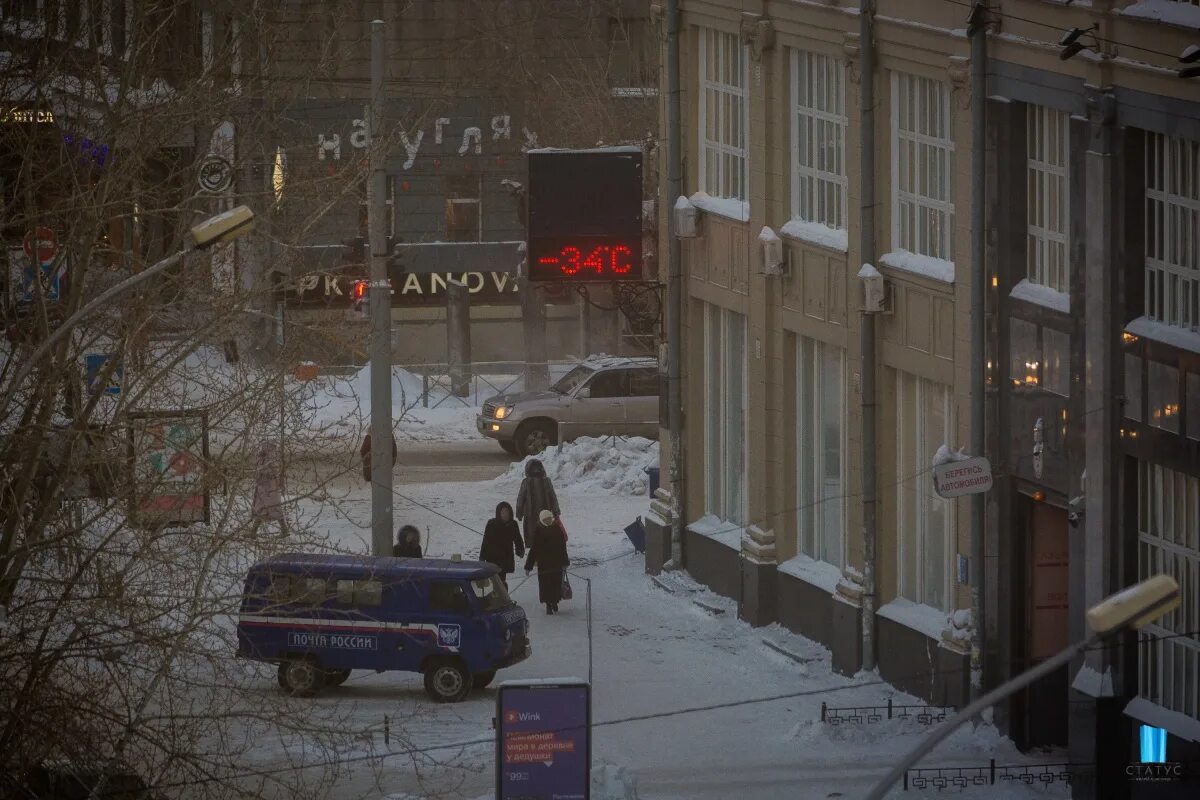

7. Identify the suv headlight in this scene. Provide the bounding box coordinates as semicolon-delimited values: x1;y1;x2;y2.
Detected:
495;405;513;419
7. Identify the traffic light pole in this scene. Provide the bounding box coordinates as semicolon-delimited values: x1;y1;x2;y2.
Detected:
367;19;394;557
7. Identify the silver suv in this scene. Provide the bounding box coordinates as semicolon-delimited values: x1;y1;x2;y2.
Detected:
477;356;659;456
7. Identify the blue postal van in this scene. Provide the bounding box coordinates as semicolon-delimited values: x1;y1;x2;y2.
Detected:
236;553;531;702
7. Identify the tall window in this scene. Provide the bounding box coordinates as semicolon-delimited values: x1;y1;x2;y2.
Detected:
797;337;845;566
892;73;955;261
1146;132;1200;331
896;372;954;610
704;305;746;524
1027;105;1070;292
1137;461;1199;722
791;50;847;231
699;28;747;201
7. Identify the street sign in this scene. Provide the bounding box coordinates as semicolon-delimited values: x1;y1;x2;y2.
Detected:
497;679;590;800
23;226;57;266
128;411;210;527
933;456;993;499
527;148;643;283
84;353;123;396
197;154;233;193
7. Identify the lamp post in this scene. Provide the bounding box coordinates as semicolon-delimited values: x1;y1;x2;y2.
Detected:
863;575;1182;800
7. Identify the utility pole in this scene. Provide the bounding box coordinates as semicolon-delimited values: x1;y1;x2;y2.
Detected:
968;2;988;702
368;19;393;556
665;0;683;566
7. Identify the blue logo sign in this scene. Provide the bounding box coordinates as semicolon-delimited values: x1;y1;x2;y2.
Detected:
84;353;122;396
497;682;590;800
437;624;461;648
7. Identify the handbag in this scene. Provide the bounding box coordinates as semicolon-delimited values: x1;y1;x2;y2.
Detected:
560;572;573;601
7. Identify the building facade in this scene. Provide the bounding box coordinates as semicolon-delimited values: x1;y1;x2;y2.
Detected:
652;0;1199;794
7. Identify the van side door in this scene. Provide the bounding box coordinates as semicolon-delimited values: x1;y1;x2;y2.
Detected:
425;580;481;669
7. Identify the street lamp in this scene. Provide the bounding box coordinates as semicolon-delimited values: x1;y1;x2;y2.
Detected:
2;206;256;409
863;574;1181;800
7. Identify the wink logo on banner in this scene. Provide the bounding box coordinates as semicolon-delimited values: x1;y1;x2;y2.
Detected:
437;624;461;648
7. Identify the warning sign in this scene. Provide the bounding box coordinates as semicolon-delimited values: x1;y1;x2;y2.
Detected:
933;456;994;499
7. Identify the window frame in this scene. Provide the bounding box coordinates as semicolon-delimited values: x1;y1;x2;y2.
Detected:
584;369;631;399
795;335;846;567
1026;104;1071;293
1145;132;1200;331
891;71;956;261
703;304;747;524
629;368;659;397
790;49;848;231
698;27;749;202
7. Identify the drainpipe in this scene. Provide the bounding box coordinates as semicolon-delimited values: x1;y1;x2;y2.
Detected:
968;2;988;704
666;0;684;566
859;0;879;673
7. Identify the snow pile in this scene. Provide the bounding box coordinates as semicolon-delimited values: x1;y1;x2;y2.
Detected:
781;219;850;253
948;608;973;645
880;249;956;283
1121;0;1200;29
1011;278;1070;313
688;191;749;223
932;443;970;467
497;437;658;496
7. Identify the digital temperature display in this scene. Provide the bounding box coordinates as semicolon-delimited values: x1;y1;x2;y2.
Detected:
527;149;643;282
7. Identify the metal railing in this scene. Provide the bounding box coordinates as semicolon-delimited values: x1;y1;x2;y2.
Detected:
904;760;1094;791
819;699;955;726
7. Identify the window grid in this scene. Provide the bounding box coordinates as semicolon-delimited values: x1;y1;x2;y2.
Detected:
1137;461;1200;723
791;50;847;230
896;372;954;611
1027;105;1070;293
704;304;747;524
699;27;747;201
796;336;846;567
892;72;956;261
1145;132;1200;330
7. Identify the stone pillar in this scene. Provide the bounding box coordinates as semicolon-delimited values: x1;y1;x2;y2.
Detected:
446;278;472;397
739;525;778;626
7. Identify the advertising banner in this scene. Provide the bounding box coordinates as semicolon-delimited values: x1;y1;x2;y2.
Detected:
496;680;590;800
127;410;210;527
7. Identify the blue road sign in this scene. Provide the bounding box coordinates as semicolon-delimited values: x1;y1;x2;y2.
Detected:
84;353;122;396
20;264;60;303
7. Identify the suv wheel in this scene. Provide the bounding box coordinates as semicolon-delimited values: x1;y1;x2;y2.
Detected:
499;440;518;456
278;658;324;697
515;420;556;458
423;659;472;703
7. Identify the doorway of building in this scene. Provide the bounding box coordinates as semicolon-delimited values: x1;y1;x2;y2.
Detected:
1020;498;1070;749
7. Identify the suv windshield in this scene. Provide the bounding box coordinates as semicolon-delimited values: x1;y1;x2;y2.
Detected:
551;365;594;395
471;575;513;612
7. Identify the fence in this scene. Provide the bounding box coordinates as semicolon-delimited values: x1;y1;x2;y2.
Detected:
904;760;1093;791
819;699;955;726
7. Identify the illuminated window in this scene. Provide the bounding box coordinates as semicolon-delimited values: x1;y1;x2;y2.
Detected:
704;304;746;524
698;27;748;202
1137;462;1200;723
1027;105;1070;293
1042;328;1070;397
1145;132;1200;330
446;175;481;242
896;372;954;611
791;50;847;231
1148;361;1181;434
796;335;845;567
1010;317;1040;389
892;72;955;261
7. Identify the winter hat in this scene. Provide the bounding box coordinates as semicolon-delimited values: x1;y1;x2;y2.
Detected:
538;509;555;526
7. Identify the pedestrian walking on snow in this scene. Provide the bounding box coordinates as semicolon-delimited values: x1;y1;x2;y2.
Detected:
524;509;569;614
515;458;559;547
393;524;423;558
480;502;524;586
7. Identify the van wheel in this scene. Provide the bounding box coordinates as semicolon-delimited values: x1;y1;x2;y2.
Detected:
515;421;555;458
473;670;497;690
325;669;351;687
499;440;518;456
423;659;472;703
279;658;324;697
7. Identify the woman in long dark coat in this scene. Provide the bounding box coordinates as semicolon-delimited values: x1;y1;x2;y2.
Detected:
480;501;524;585
515;459;559;547
524;509;569;614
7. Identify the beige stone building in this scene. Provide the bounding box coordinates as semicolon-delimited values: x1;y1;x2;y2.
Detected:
650;0;1200;790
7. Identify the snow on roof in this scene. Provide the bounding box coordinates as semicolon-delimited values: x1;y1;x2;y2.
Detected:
1010;279;1070;313
758;225;780;244
1072;664;1114;698
880;250;956;284
1125;316;1200;354
857;263;882;279
778;554;842;594
688;191;749;223
1121;0;1200;30
780;220;849;253
580;354;656;370
876;597;947;642
1124;697;1200;743
674;195;693;210
253;553;497;579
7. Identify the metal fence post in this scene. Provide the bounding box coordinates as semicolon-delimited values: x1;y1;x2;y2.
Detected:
821;702;827;722
888;697;893;719
989;759;995;785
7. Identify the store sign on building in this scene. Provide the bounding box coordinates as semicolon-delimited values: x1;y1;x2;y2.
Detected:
283;270;522;308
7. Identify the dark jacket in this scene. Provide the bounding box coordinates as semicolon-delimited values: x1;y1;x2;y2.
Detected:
524;521;568;604
480;501;524;574
393;525;422;558
515;459;559;547
361;433;399;482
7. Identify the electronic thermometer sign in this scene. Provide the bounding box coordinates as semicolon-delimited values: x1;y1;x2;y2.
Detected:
527;148;642;282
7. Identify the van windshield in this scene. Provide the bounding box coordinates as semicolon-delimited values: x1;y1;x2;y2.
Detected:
551;365;594;395
471;575;512;612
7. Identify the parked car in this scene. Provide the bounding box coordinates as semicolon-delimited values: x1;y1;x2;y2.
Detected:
236;553;530;702
477;355;659;456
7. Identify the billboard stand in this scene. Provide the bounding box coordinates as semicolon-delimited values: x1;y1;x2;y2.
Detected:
496;678;591;799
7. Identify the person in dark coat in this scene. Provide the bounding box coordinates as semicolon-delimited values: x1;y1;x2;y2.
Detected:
480;501;524;585
360;433;398;483
524;509;568;614
393;524;423;558
515;459;559;547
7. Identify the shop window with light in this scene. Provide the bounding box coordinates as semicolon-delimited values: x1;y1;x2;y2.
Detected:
699;27;748;202
1137;461;1200;722
791;50;847;232
1010;318;1040;390
1010;318;1070;397
1027;105;1070;293
896;371;954;611
796;335;846;567
1148;361;1181;434
704;304;747;525
1145;132;1199;331
892;72;955;261
446;175;481;243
